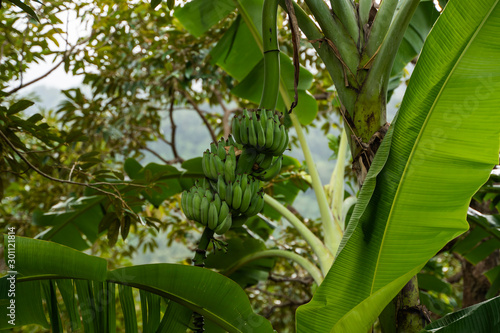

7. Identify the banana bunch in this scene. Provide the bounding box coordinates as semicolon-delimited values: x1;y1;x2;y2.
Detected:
252;155;283;181
212;173;265;216
231;109;289;156
202;139;237;183
181;183;232;235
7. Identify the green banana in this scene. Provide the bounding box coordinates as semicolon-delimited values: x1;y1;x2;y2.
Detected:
192;192;202;221
204;189;213;202
214;212;232;235
251;177;261;194
217;140;227;161
273;111;281;123
240;173;248;193
245;190;265;216
258;153;274;170
276;124;289;155
248;116;258;147
239;115;249;144
259;110;268;131
210;142;217;155
270;121;282;153
227;134;240;148
235;147;258;174
214;193;221;211
239;185;252;213
218;201;230;224
264;118;275;149
232;181;242;210
202;150;211;179
231;116;241;145
225;181;233;206
200;196;209;226
181;190;191;219
255;153;266;165
209;153;218;179
224;149;236;183
208;200;218;230
253;155;282;181
255;116;266;148
214;154;225;175
217;174;226;201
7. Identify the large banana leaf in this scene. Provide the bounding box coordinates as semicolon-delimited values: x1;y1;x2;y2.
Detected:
0;236;273;332
420;295;500;332
297;0;500;331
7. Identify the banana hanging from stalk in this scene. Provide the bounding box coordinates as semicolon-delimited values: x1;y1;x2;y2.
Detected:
231;109;288;156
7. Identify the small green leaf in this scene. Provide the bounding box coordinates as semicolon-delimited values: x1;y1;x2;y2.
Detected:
151;0;162;9
7;100;34;114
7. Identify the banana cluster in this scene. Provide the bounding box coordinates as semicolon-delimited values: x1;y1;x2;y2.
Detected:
180;110;289;235
202;140;237;183
213;173;265;216
181;181;232;235
231;109;288;156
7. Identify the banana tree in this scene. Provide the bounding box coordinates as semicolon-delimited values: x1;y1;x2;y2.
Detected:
2;0;500;332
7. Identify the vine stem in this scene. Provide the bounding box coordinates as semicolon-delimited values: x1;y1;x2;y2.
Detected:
224;249;323;285
264;194;333;275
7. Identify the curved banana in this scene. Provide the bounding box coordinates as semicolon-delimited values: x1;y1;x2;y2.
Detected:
209;153;218;179
192;192;202;221
214;213;232;235
214;154;225;175
204;189;214;202
264;119;274;149
270;121;282;153
217;174;226;201
253;155;282;181
224;150;236;183
225;181;233;206
181;190;191;220
202;150;211;179
217;139;227;161
245;191;265;216
253;114;266;148
208;201;218;230
239;115;249;144
218;201;230;225
232;181;242;210
258;153;274;170
231;116;241;144
239;185;253;213
200;196;210;226
210;142;218;155
248;115;257;147
276;124;289;155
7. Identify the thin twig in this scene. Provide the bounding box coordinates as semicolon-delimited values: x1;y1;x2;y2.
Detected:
168;94;182;161
7;36;91;95
181;90;217;142
0;129;143;219
142;146;170;164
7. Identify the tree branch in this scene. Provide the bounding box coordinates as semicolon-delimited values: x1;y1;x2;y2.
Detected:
168;94;182;161
0;129;145;219
180;90;217;142
7;36;92;95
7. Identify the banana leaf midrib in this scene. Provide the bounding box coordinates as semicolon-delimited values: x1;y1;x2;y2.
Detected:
368;3;499;296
